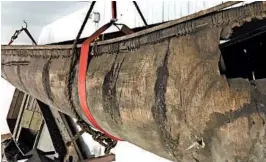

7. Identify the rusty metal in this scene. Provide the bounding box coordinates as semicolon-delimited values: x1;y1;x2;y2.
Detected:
115;23;135;35
121;24;134;34
113;23;135;35
2;91;45;160
3;89;85;161
111;1;117;21
76;120;117;155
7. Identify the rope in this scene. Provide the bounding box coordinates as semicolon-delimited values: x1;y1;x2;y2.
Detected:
68;1;96;120
72;1;96;51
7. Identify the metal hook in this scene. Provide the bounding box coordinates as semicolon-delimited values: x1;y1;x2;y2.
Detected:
22;20;27;29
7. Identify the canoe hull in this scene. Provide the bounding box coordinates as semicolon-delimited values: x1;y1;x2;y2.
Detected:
2;2;266;161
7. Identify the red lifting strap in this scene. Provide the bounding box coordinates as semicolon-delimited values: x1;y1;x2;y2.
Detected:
78;22;123;141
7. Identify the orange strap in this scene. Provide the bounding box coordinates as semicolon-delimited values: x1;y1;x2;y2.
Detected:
78;22;123;141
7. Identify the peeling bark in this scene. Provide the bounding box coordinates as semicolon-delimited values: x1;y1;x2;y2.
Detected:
1;2;266;162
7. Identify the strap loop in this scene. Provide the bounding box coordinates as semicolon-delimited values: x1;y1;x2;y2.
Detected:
78;22;123;141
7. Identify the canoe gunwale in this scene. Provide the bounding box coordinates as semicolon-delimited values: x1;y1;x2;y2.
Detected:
2;2;265;52
2;2;266;161
95;2;266;53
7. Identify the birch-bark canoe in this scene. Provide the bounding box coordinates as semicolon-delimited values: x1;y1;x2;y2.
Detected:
2;2;266;162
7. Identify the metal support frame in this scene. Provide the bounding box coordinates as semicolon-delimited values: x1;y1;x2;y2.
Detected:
37;100;67;161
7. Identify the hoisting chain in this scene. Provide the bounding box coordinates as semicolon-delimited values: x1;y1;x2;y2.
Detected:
66;2;118;159
64;120;117;162
78;120;117;154
65;120;117;154
66;1;144;159
9;29;23;43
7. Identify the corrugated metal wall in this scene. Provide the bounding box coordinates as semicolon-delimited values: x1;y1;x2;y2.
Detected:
108;1;223;26
39;1;242;44
89;1;224;34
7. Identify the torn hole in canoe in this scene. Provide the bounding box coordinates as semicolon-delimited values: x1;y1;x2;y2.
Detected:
219;19;266;81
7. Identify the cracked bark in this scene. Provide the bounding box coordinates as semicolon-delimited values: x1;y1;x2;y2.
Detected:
1;3;266;162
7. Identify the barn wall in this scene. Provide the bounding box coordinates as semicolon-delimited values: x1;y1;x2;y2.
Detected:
38;1;229;44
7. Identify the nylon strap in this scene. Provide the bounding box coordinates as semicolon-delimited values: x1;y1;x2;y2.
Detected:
78;22;123;141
